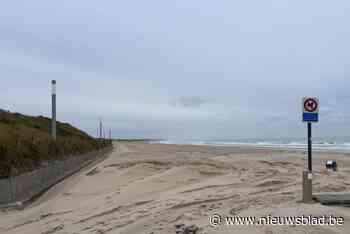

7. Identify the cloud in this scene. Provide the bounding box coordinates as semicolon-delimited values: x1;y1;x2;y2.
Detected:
170;97;208;108
1;1;350;139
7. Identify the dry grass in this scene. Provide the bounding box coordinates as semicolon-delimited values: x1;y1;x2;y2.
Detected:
0;111;111;178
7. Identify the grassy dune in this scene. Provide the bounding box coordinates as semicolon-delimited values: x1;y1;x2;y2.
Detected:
0;110;111;178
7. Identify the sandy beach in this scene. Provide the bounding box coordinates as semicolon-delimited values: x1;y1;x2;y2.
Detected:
1;141;350;234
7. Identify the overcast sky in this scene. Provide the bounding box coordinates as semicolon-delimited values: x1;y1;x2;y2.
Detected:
1;1;350;140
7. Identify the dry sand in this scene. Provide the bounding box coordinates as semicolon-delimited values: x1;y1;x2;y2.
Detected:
1;141;350;234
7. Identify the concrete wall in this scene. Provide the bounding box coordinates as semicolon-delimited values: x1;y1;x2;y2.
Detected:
0;147;112;205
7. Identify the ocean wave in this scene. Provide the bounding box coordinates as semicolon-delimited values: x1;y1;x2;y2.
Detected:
151;140;350;153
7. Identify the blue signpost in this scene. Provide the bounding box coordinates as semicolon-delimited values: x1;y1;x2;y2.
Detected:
303;97;319;124
303;113;318;122
302;97;319;202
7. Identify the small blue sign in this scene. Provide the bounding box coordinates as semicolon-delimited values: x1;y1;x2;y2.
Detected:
303;113;318;122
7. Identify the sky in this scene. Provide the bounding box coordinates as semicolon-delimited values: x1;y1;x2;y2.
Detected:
1;1;350;140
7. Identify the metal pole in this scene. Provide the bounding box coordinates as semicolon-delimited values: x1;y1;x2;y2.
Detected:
303;122;313;202
308;122;312;171
99;119;102;140
51;80;57;141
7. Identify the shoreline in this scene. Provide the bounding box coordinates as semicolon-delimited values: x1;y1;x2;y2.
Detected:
150;141;350;155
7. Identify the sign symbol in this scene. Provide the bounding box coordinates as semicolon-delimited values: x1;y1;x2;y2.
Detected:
302;97;319;123
304;98;318;112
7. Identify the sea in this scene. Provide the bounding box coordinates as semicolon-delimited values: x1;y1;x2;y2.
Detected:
151;137;350;153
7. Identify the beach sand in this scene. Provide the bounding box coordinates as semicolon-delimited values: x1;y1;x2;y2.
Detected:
1;141;350;234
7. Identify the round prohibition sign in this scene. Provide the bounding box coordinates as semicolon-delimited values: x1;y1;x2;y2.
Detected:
304;98;318;112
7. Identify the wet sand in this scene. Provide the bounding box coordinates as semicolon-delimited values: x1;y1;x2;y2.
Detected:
1;141;350;234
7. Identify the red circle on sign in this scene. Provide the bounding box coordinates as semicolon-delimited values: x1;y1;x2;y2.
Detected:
304;98;318;112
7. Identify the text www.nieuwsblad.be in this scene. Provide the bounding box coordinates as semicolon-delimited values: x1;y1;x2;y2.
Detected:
209;214;344;227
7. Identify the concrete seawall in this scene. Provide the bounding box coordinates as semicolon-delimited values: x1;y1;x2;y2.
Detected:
0;146;112;206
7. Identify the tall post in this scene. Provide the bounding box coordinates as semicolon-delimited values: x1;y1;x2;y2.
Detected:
99;119;103;140
51;80;57;141
303;122;313;202
302;97;318;203
109;129;112;140
307;122;312;172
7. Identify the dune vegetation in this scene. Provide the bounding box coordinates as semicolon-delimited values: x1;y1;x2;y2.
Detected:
0;110;111;178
